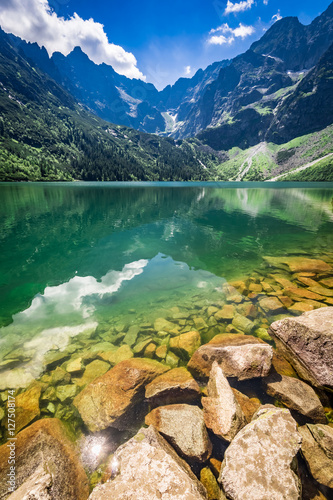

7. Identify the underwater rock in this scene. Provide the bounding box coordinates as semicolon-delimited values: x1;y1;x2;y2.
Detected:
283;286;324;302
220;405;302;500
73;359;110;387
155;344;168;359
169;331;201;359
263;373;326;423
100;344;133;365
154;317;178;333
263;256;332;274
56;384;78;403
214;305;234;321
123;325;140;346
133;338;153;354
320;277;333;288
145;404;212;462
299;424;333;488
144;342;157;358
166;351;180;368
202;362;245;442
50;367;71;385
200;467;221;500
231;389;261;424
74;358;169;432
0;418;89;499
145;367;200;405
188;334;273;380
193;317;209;331
9;385;41;433
259;296;284;314
88;426;207;499
66;357;83;373
231;314;255;334
269;307;333;389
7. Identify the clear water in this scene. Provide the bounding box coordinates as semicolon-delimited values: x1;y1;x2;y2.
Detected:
1;181;333;386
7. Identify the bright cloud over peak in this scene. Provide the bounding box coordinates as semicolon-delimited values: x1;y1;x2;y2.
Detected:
224;0;255;15
208;22;255;45
0;0;145;80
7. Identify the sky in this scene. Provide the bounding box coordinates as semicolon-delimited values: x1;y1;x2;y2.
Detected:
0;0;331;89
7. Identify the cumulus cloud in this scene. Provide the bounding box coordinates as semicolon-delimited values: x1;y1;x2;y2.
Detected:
272;11;282;22
0;0;145;80
224;0;254;15
184;65;192;75
263;0;269;4
208;22;255;45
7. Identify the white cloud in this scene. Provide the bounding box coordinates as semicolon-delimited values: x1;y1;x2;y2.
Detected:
272;11;282;22
224;0;254;15
0;0;145;80
184;65;192;75
208;22;255;45
263;0;269;5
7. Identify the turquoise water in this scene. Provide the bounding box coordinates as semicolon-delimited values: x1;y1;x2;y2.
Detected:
0;182;333;386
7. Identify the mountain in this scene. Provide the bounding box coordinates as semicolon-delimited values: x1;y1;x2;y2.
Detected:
0;27;219;181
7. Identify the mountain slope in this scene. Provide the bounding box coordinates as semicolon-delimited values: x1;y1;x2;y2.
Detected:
0;28;219;181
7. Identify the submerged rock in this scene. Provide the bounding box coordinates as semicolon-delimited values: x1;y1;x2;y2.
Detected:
145;367;200;405
145;404;212;462
188;334;273;380
202;362;245;442
73;359;110;387
169;331;201;359
263;256;332;274
263;373;326;423
299;424;333;488
8;385;41;433
220;406;302;500
231;389;261;424
88;426;208;499
0;418;89;499
269;307;333;389
200;467;221;500
74;358;169;432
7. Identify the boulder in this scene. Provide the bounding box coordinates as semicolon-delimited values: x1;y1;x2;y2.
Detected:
56;384;78;402
214;305;234;322
0;418;89;499
283;286;324;302
145;404;212;462
263;256;332;274
154;318;177;332
299;424;333;488
188;335;273;380
220;406;302;500
73;359;110;387
88;426;208;499
259;296;284;314
8;385;41;433
232;314;255;334
269;307;333;389
169;331;201;359
101;344;133;364
202;362;245;442
263;373;326;423
124;325;140;346
145;367;200;405
73;358;169;432
66;357;83;373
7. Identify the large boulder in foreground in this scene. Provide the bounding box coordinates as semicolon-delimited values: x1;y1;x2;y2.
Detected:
0;418;89;500
202;362;245;442
298;424;333;488
88;426;208;499
220;406;302;500
73;358;169;432
145;404;212;463
269;307;333;389
263;373;326;423
188;334;273;380
145;367;200;405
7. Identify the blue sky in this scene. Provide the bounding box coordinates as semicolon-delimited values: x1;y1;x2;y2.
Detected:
0;0;332;88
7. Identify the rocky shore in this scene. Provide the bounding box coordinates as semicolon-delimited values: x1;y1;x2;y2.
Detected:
0;255;333;499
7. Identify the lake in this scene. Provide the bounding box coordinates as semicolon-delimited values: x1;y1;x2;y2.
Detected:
0;181;333;435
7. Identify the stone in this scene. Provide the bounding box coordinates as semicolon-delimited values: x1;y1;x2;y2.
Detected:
0;407;4;421
269;308;333;389
66;357;83;373
220;406;302;500
232;314;255;334
264;256;332;274
44;352;70;370
7;464;53;500
155;345;168;359
133;338;153;354
101;344;133;365
144;343;156;358
90;341;115;352
248;283;262;293
200;467;221;500
50;367;71;385
145;367;200;405
283;286;324;301
214;305;234;322
124;325;140;346
236;302;257;319
166;351;180;368
73;359;110;387
210;458;222;479
0;418;89;499
145;404;212;462
154;317;177;332
88;426;207;499
255;328;271;342
74;358;169;432
207;306;219;317
320;277;333;288
56;384;77;402
259;296;284;314
41;386;57;402
202;362;245;442
263;373;326;423
279;296;294;308
231;389;261;424
288;302;315;313
271;353;297;378
169;331;201;359
47;402;56;414
193;317;209;330
299;424;333;488
308;285;333;297
9;385;41;433
188;335;273;380
297;276;319;287
229;281;247;294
